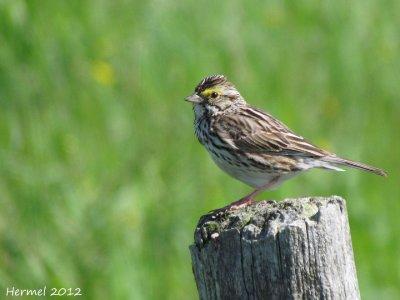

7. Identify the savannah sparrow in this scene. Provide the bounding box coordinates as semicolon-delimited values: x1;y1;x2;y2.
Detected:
186;75;387;210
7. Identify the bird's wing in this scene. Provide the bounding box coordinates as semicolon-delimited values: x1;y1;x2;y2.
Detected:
212;106;330;158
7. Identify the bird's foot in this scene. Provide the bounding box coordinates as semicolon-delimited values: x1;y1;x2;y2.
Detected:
207;196;254;217
198;197;255;229
224;196;255;210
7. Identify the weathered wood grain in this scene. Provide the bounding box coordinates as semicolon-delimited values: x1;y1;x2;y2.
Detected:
190;196;360;300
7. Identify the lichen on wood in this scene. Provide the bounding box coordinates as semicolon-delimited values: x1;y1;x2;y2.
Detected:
190;196;360;300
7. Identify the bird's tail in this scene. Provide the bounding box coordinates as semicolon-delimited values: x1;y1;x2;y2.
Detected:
322;156;387;177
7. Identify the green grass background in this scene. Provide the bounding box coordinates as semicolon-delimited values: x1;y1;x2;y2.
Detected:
0;0;399;299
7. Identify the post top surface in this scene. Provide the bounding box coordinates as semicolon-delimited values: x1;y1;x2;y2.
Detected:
193;196;346;248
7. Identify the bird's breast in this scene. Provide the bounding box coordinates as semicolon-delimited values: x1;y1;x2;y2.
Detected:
194;116;210;145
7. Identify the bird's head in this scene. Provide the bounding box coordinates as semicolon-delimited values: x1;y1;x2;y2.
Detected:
185;75;244;115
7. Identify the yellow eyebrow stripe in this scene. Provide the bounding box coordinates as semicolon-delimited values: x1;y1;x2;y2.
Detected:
201;88;220;97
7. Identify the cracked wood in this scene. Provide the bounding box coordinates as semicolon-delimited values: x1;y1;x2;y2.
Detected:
190;196;360;300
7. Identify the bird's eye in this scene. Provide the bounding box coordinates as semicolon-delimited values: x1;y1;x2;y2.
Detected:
211;91;218;98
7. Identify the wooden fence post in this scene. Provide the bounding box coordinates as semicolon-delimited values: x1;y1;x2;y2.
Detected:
189;196;360;300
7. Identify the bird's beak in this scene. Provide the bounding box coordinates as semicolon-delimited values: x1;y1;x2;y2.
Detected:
185;93;203;104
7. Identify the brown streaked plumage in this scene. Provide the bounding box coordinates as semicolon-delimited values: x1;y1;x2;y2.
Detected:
186;75;387;210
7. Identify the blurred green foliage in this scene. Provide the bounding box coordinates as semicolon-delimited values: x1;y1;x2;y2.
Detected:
0;0;399;299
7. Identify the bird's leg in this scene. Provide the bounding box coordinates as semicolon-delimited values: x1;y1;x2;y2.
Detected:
226;176;280;209
208;176;281;215
225;190;257;209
